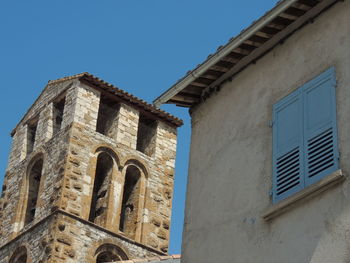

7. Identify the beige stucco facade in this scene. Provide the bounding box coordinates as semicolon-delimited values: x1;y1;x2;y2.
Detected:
181;1;350;263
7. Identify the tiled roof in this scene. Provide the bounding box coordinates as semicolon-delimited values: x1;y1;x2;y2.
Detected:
154;0;339;108
114;255;181;263
48;72;183;127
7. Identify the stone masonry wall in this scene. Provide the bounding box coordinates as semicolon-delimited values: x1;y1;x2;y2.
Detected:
0;80;77;246
52;212;161;262
0;126;70;246
58;81;177;253
115;103;139;150
0;213;55;263
0;211;161;263
61;121;176;253
7;80;75;170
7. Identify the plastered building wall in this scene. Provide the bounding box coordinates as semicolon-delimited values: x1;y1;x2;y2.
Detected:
182;2;350;263
0;75;179;262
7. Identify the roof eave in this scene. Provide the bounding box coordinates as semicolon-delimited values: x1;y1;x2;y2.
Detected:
153;0;300;108
154;0;339;108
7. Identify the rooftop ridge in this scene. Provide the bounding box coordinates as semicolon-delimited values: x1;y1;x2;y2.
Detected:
47;72;87;85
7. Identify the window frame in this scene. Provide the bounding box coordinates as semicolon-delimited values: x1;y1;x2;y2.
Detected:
272;67;339;203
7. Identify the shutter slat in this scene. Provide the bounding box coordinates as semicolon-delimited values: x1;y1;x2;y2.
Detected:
309;154;334;172
277;162;299;178
277;179;300;195
309;162;334;178
308;129;332;148
308;147;333;165
277;171;300;188
277;148;299;165
277;157;299;174
277;151;299;169
308;136;333;156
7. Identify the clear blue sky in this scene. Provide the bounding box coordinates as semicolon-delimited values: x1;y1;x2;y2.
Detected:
0;0;279;254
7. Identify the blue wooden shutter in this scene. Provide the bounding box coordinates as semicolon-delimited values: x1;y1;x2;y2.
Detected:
303;67;339;186
272;89;304;203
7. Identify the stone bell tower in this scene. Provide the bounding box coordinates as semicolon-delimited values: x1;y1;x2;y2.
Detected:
0;73;182;262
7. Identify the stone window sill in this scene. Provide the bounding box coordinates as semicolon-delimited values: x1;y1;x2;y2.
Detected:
262;169;345;221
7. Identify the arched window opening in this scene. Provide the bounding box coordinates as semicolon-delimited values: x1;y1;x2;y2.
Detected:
24;158;43;225
9;246;28;263
119;165;141;238
95;244;128;263
89;152;114;226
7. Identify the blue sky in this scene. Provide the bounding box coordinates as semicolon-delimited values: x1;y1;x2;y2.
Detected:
0;0;279;254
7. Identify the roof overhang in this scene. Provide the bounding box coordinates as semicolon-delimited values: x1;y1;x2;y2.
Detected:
154;0;340;108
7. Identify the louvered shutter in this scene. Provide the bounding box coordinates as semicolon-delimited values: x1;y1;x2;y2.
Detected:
303;67;339;186
272;89;304;203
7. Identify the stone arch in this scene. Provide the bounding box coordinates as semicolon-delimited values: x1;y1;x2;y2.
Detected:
119;160;147;241
94;146;121;168
87;239;130;262
94;243;128;263
26;152;45;174
9;245;30;263
123;156;149;178
89;151;115;227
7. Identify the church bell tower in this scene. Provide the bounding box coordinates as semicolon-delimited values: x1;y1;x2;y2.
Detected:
0;73;182;262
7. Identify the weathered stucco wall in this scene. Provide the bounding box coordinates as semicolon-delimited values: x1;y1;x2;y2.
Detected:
183;2;350;263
